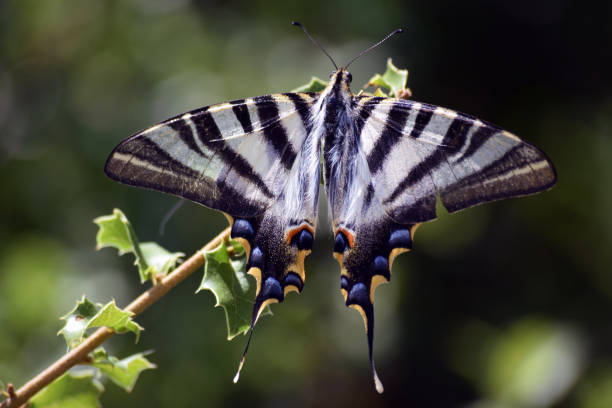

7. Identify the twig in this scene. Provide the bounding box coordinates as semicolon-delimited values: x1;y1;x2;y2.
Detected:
0;227;231;408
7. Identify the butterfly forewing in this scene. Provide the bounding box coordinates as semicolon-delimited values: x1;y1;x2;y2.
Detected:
105;94;318;217
358;97;557;222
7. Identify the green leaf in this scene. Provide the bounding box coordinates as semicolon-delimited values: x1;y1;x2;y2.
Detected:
58;297;143;348
365;58;409;97
93;209;138;256
291;76;328;92
139;242;183;283
94;352;156;392
29;371;104;408
94;209;183;283
197;240;269;340
88;300;143;342
58;296;99;349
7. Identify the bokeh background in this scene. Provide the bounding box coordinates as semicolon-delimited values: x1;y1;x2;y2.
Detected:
1;1;611;407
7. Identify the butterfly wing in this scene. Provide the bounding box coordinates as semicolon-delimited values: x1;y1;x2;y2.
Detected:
325;95;556;393
359;96;557;222
105;93;321;364
106;94;316;217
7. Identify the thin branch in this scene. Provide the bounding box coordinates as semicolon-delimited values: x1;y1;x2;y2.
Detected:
1;227;231;408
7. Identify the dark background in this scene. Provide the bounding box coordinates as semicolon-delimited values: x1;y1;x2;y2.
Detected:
1;1;611;407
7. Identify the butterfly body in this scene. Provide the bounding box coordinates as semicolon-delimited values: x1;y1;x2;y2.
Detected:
105;64;556;393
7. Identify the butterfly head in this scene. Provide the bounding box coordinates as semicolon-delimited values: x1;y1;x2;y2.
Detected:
326;69;354;97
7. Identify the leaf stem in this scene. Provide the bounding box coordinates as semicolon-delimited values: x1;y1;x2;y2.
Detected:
0;227;231;408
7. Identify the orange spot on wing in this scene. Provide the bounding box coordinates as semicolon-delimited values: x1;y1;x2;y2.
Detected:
338;227;355;248
285;224;315;245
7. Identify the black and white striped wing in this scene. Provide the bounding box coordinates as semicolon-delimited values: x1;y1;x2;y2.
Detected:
327;95;556;393
105;94;314;218
358;97;557;223
106;92;321;328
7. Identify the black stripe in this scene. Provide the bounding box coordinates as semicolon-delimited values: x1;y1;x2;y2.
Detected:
366;104;410;174
443;114;473;151
363;183;375;209
167;119;205;156
354;97;383;141
230;99;254;134
255;95;297;170
284;93;313;133
441;143;554;213
458;124;497;162
409;107;434;139
118;137;202;180
192;109;275;199
385;114;473;204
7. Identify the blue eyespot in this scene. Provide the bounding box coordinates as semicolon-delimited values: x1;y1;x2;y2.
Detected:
373;256;389;273
260;277;283;302
231;219;254;240
347;282;369;307
297;229;314;250
388;229;412;249
250;247;264;268
340;275;349;291
334;232;348;253
284;272;304;292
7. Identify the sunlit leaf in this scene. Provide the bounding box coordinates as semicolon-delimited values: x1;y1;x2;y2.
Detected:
58;297;143;348
291;76;328;92
88;300;143;343
139;242;183;283
58;296;99;349
365;58;409;97
94;209;183;282
197;239;269;340
94;352;156;392
93;209;137;256
29;371;104;408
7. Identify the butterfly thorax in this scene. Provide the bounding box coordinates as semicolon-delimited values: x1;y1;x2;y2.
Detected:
315;70;364;230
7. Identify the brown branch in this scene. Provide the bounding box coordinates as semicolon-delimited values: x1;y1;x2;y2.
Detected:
1;227;231;408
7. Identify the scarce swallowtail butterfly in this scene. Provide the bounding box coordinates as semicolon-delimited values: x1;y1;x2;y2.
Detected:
104;23;557;393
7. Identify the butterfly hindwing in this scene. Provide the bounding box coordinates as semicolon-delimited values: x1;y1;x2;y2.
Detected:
324;83;556;392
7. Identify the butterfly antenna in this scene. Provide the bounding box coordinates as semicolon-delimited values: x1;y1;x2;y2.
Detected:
344;28;403;69
158;199;184;236
292;21;338;70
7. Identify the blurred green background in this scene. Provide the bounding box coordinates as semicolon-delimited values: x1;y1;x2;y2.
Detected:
1;0;611;407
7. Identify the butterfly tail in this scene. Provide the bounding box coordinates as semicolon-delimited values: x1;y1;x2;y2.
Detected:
229;214;314;383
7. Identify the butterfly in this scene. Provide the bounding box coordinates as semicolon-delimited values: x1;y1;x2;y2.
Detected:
104;23;556;393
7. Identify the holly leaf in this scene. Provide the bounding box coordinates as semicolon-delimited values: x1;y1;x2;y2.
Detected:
88;300;143;343
94;209;139;256
58;297;143;348
29;371;104;408
58;296;100;349
197;240;269;340
139;242;183;282
365;58;409;97
93;352;156;392
291;76;328;92
94;209;183;283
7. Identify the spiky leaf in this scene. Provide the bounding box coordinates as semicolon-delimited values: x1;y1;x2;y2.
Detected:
366;58;409;97
197;240;269;339
94;209;183;282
